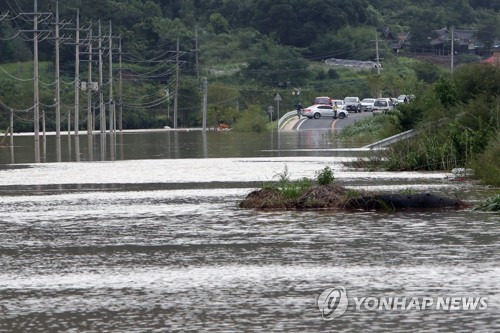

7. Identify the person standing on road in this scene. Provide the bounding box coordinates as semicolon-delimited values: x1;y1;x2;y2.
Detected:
332;101;338;119
297;104;302;119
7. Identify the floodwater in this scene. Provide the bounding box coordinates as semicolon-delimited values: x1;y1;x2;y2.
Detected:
0;130;498;332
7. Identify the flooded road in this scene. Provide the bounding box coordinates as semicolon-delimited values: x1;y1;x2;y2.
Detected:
0;131;499;332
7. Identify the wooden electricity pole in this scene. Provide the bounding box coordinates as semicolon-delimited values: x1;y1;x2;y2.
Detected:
108;21;116;133
55;2;61;140
74;9;80;136
202;77;207;131
118;36;123;131
375;31;382;98
98;20;105;133
173;38;179;128
33;0;40;162
87;23;93;135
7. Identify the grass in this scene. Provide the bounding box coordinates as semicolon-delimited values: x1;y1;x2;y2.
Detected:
471;136;500;186
256;165;336;204
316;166;334;185
241;165;468;211
336;113;400;143
0;61;53;80
473;194;500;212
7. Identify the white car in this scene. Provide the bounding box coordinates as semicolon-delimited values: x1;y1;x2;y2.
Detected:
332;99;345;108
396;94;415;104
302;104;348;119
397;95;407;104
344;96;361;113
360;98;376;112
372;98;395;115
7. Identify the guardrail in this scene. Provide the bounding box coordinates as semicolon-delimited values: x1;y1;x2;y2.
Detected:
362;129;417;149
277;110;297;129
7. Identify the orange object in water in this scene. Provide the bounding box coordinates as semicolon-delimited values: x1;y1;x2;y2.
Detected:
218;123;230;130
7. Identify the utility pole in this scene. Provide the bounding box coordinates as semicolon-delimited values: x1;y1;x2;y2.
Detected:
67;110;71;137
274;93;282;131
11;3;52;161
202;77;207;131
173;38;179;128
42;109;46;143
10;109;14;146
195;26;199;80
108;21;115;133
451;27;454;74
33;0;40;162
165;88;170;120
52;1;66;163
87;22;93;136
74;9;80;137
55;1;61;140
67;109;71;154
98;20;105;133
375;31;382;98
165;88;170;121
118;36;123;131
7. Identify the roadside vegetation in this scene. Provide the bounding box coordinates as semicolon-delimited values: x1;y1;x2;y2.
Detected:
338;63;500;186
336;113;401;144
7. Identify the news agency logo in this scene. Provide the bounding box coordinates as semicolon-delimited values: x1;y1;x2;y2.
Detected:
318;286;488;321
317;286;348;320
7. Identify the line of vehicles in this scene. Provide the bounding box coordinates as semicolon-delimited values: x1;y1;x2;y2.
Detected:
300;95;413;119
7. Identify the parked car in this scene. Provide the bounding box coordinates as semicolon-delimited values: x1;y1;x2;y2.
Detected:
344;96;361;113
372;98;395;115
302;104;348;119
332;99;345;108
396;95;408;104
396;94;415;104
360;98;376;112
314;96;332;105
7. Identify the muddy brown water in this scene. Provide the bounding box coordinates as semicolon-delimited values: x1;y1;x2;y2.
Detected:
0;131;498;332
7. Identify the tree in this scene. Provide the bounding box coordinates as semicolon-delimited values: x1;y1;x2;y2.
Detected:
242;37;309;87
232;105;269;132
453;63;500;103
407;6;447;49
475;10;500;49
434;78;459;108
412;61;442;84
310;26;377;61
208;13;229;34
207;83;240;126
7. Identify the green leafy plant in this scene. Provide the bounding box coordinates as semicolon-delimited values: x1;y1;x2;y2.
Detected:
271;165;313;199
473;194;500;212
316;166;335;186
232;105;269;132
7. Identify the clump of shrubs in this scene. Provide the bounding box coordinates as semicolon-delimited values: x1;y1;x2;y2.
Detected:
240;165;467;211
241;165;364;209
473;194;500;212
316;166;334;185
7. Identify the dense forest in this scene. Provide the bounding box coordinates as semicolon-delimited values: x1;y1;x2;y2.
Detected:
1;0;498;61
0;0;498;129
